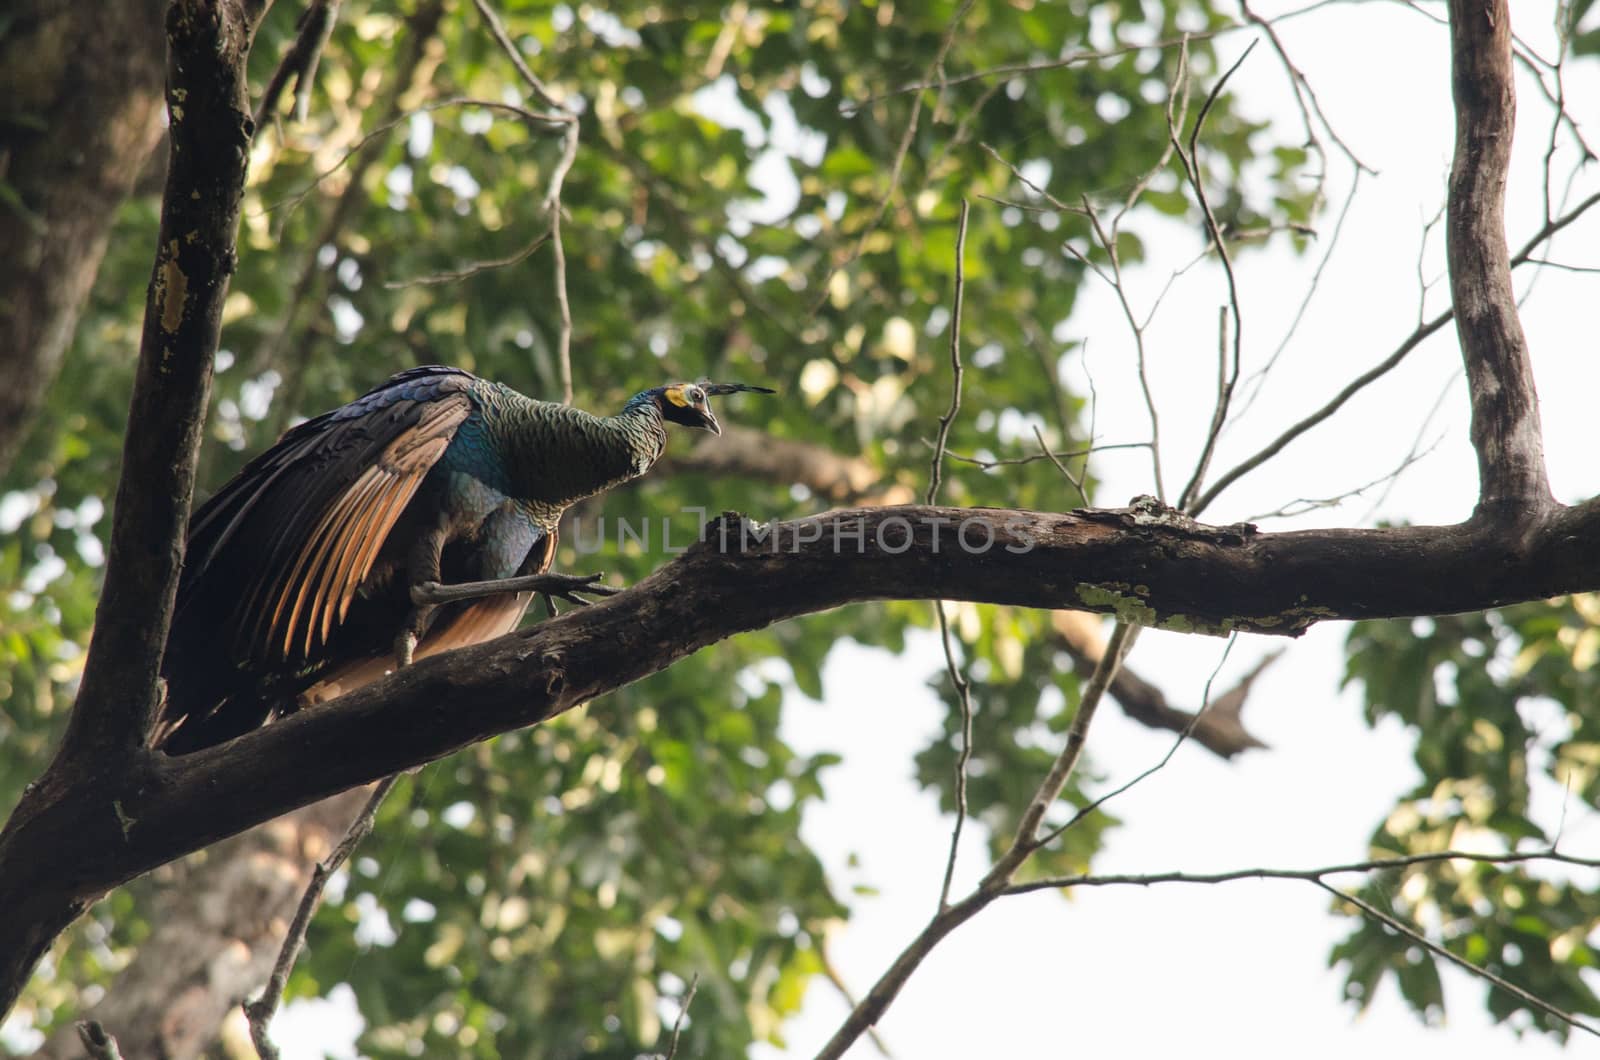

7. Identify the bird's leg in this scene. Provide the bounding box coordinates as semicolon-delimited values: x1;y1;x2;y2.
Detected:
396;529;448;670
411;571;620;609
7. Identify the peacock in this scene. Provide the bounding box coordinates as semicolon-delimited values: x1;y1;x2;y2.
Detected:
156;365;773;753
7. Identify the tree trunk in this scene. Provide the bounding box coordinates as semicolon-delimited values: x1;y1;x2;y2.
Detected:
0;0;168;477
34;791;372;1060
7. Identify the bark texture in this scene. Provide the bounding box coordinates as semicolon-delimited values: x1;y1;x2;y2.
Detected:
1447;0;1551;515
0;0;167;477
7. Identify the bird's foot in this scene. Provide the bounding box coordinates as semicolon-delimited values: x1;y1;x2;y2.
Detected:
411;571;619;609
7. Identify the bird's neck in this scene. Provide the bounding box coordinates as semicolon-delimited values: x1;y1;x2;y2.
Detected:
492;393;668;510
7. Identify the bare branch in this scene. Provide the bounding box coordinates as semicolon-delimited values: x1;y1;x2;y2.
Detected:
983;138;1171;499
469;0;580;403
843;27;1234;114
1321;880;1595;1039
252;1;449;428
384;230;552;289
254;0;343;130
1050;612;1273;758
929;202;973;912
1188;185;1600;517
243;777;400;1059
1004;845;1600;1038
659;973;698;1060
1038;634;1238;850
814;619;1136;1060
1173;42;1256;512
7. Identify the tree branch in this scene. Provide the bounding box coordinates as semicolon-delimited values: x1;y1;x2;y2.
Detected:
243;777;398;1058
1447;0;1552;517
1050;611;1273;757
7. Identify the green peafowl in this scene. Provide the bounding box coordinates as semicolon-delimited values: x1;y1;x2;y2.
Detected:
157;365;773;753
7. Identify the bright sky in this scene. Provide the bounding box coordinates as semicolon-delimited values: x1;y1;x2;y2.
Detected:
262;3;1600;1057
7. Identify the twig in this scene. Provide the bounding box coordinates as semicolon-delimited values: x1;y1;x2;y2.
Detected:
1230;171;1363;425
1241;0;1376;186
243;775;402;1059
660;973;698;1060
925;201;970;506
469;0;580;403
1189;186;1600;517
929;201;973;913
384;230;552;288
75;1021;123;1060
1030;425;1087;504
1316;882;1597;1039
251;1;449;422
1248;431;1444;522
1173;41;1256;513
254;0;343;131
843;27;1234;114
1518;257;1600;274
983;137;1171;499
1006;845;1600;1038
258;97;568;222
550;160;576;405
813;620;1137;1060
468;0;567;113
1037;634;1237;850
939;440;1150;471
1051;614;1274;757
1005;848;1600;895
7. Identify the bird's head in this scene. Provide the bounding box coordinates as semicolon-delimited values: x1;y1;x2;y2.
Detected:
645;381;775;436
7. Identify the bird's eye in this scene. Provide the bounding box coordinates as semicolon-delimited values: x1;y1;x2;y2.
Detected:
686;386;704;403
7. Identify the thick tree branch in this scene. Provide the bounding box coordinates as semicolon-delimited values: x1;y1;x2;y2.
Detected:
1448;0;1552;517
61;0;266;763
8;496;1600;1018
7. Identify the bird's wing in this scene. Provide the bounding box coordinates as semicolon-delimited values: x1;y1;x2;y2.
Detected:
294;521;557;708
176;367;475;665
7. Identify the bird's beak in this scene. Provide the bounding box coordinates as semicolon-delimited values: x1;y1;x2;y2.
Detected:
697;408;722;436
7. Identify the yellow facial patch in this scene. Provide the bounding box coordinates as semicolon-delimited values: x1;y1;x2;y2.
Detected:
663;385;689;407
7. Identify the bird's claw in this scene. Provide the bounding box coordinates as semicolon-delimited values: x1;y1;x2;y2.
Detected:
538;571;621;606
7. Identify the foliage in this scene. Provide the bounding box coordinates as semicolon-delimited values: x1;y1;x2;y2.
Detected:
1339;600;1600;1040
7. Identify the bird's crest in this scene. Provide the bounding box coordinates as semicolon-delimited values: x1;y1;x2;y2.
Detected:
662;381;775;407
700;382;776;397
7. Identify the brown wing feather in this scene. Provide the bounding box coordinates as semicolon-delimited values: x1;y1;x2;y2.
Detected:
259;396;470;661
296;523;557;705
